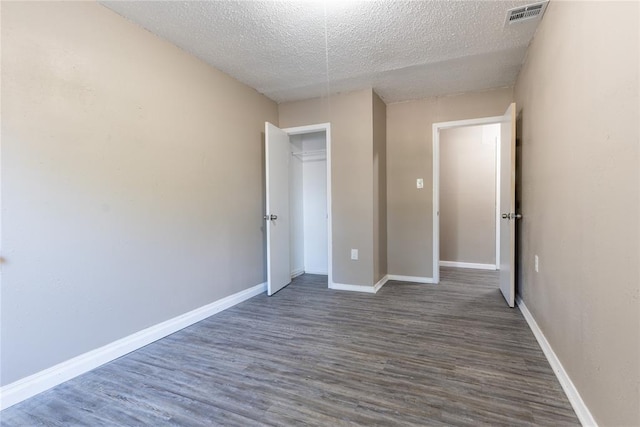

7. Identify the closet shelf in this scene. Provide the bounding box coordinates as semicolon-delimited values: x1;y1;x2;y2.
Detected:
292;150;326;161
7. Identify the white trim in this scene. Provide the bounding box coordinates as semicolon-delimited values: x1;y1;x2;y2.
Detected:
264;123;276;295
387;275;435;284
432;115;504;285
326;125;333;290
495;132;501;268
0;282;267;411
434;116;504;130
516;296;598;427
439;261;497;270
282;123;333;291
282;123;327;136
373;275;389;292
329;282;377;293
291;268;305;279
432;123;440;284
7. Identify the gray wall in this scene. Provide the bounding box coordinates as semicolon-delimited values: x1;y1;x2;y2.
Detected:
386;88;513;279
1;2;278;386
279;89;387;287
440;125;497;265
514;1;639;425
279;90;376;287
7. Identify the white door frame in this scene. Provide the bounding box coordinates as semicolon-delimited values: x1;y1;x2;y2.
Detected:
432;116;502;284
282;123;333;289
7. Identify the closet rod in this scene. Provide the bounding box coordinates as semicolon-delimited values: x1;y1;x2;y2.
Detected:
291;149;326;156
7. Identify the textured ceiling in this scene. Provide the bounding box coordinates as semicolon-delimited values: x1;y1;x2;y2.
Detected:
99;1;545;104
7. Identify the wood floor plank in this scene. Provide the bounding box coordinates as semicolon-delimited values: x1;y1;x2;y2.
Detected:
0;268;579;426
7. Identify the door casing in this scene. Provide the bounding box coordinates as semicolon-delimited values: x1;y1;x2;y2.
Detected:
281;123;333;289
432;115;504;285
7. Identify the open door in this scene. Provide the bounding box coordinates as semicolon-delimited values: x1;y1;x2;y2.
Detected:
265;122;291;296
499;103;518;307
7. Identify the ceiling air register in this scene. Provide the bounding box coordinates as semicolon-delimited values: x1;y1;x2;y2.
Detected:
505;2;548;26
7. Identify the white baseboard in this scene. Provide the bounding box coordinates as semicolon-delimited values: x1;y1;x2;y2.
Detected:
291;268;305;279
516;296;597;427
329;282;377;293
439;261;497;270
0;281;267;411
373;275;389;293
329;276;388;294
387;275;435;284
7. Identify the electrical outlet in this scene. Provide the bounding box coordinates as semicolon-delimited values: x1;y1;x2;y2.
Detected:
535;255;539;273
351;249;358;260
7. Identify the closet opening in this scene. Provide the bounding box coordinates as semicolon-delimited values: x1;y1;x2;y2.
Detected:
289;130;329;279
264;122;333;296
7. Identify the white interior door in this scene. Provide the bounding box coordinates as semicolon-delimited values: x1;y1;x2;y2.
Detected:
265;122;291;296
499;103;517;307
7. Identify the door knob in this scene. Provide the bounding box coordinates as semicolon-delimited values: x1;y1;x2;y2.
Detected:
501;213;522;220
263;214;278;220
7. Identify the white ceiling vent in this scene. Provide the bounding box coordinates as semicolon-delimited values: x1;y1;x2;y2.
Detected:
505;2;548;26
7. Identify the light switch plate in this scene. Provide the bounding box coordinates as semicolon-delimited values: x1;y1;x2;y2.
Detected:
351;249;358;260
417;178;424;189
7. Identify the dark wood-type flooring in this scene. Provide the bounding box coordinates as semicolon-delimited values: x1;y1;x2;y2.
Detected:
1;268;579;426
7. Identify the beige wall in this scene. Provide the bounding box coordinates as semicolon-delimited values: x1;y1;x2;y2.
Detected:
0;2;278;385
279;90;375;286
386;87;512;278
440;125;497;265
515;1;639;425
372;91;387;283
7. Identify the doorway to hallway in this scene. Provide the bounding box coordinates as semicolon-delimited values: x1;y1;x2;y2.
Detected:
432;104;518;307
